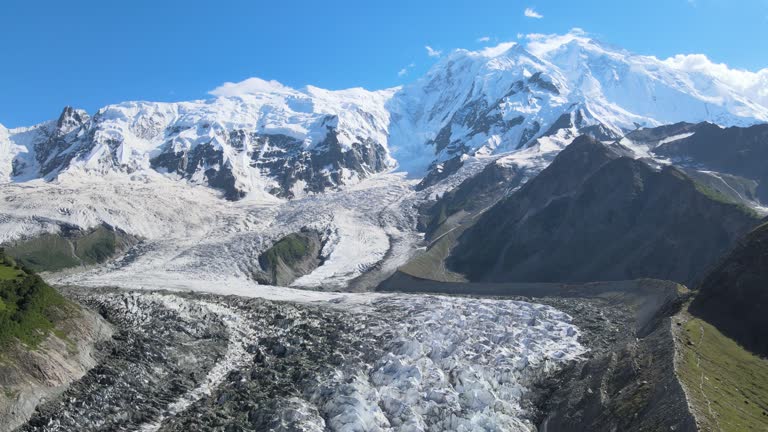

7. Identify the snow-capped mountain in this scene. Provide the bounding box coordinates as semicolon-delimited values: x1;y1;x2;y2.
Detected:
3;82;395;199
2;29;766;200
389;30;768;174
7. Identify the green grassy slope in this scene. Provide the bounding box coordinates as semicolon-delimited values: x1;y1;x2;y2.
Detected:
675;308;768;431
0;251;70;348
4;225;137;272
259;234;311;269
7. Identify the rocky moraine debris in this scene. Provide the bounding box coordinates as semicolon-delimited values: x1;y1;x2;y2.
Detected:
18;287;585;432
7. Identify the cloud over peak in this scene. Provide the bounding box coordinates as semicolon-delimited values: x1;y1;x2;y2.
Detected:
209;77;292;97
662;54;768;106
425;45;442;57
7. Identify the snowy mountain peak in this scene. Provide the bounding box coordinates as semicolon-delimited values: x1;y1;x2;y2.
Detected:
386;30;767;178
1;30;766;199
56;106;90;134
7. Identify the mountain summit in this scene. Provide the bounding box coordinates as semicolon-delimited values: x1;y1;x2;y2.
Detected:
2;30;766;200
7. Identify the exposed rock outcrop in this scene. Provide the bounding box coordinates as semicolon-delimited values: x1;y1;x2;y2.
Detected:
253;230;323;286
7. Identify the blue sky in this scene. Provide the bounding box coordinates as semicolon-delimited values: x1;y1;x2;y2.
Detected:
2;0;767;127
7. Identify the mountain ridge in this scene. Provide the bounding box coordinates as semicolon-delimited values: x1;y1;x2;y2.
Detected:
2;30;767;201
446;135;762;285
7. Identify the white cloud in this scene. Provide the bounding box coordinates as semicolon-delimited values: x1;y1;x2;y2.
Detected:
662;54;768;106
524;28;591;57
209;77;292;97
477;36;491;43
425;45;442;57
516;33;524;39
524;7;543;19
479;42;518;57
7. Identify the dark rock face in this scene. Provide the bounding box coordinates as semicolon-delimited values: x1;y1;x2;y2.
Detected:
10;107;92;179
690;222;768;356
253;230;323;286
626;121;700;143
651;122;768;203
541;110;621;142
256;130;390;199
150;127;389;200
151;144;245;200
418;159;526;239
415;155;465;191
448;136;761;286
527;72;560;95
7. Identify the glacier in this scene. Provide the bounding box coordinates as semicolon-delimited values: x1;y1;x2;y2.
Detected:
37;288;585;432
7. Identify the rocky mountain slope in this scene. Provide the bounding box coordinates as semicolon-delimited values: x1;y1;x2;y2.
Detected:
447;136;762;285
417;158;528;240
651;122;768;203
672;223;768;431
689;221;768;356
0;251;112;432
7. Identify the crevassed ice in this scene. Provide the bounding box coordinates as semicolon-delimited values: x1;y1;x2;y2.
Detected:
288;295;585;432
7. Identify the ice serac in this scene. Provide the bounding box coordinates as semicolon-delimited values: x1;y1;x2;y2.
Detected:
2;30;767;198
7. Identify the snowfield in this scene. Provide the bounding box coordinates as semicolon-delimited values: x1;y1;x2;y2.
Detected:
0;168;416;291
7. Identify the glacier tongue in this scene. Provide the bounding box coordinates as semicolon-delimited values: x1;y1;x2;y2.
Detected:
331;295;586;432
30;287;584;432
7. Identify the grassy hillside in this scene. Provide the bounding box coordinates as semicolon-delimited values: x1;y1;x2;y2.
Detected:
259;233;311;269
4;225;138;272
675;308;768;431
0;250;70;348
